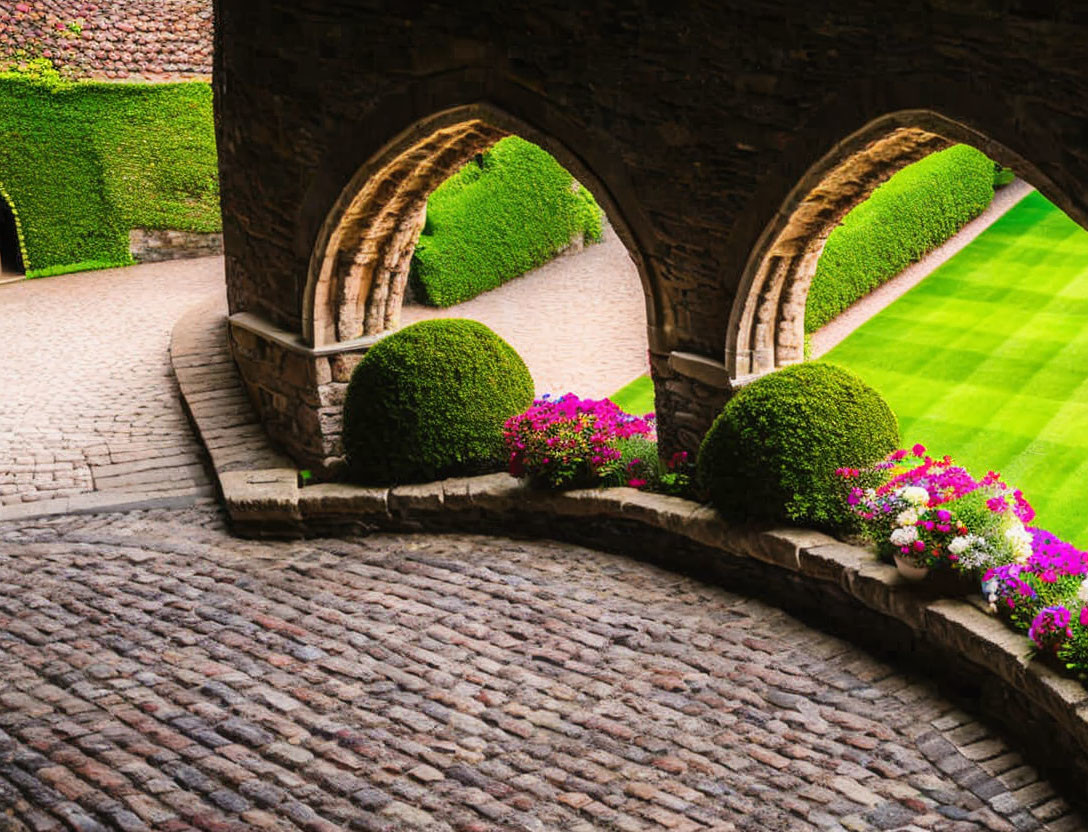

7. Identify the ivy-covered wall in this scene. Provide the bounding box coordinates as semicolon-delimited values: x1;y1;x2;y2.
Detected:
0;68;219;277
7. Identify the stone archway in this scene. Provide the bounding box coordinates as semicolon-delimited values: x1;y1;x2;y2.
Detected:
302;103;660;349
724;110;1077;379
0;187;25;276
230;102;663;474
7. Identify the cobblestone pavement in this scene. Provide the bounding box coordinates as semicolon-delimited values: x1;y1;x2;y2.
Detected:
0;505;1082;831
0;258;223;509
402;225;650;399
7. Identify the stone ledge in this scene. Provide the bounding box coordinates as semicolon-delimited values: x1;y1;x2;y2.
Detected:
229;311;387;358
667;351;732;389
170;298;1088;785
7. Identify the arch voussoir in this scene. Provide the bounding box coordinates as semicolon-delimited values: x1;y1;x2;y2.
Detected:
727;120;957;378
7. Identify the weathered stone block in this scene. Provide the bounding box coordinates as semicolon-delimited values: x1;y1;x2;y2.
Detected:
389;481;445;514
743;527;836;572
924;600;1031;690
455;472;526;514
846;562;927;631
799;541;876;589
298;482;388;520
221;468;302;533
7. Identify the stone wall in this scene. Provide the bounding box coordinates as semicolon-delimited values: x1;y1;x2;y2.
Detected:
214;0;1088;467
1;1;212;80
129;228;222;262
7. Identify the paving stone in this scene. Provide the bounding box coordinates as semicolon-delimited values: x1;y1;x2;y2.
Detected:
0;259;221;508
0;506;1081;829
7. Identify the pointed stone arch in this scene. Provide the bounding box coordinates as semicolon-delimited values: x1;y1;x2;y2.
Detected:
724;110;1076;379
302;102;660;349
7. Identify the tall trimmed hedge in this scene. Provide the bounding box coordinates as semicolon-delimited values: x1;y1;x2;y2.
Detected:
805;145;996;333
0;67;219;277
411;136;603;307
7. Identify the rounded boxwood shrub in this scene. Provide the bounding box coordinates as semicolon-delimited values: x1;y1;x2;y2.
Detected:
342;319;534;485
696;363;899;530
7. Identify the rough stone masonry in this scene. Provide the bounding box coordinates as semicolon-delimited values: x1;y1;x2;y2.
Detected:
213;0;1088;472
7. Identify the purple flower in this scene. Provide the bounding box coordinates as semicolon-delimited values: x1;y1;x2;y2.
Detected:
1028;605;1072;653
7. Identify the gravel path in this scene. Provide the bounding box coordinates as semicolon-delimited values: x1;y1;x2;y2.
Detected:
402;225;649;398
810;180;1035;358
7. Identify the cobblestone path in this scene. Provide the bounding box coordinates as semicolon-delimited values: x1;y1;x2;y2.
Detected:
0;506;1081;832
0;259;223;511
402;225;649;399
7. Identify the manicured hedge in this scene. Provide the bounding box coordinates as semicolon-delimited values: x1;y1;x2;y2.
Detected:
0;65;219;277
696;362;899;531
805;145;995;333
342;319;535;485
411;136;603;307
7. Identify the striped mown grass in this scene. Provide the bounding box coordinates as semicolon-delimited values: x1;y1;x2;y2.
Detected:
825;190;1088;545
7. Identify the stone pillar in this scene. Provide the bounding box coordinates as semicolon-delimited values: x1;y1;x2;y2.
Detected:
650;350;733;460
228;313;379;478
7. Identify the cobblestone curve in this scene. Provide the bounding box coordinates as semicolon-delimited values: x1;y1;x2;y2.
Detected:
0;258;223;508
0;506;1082;832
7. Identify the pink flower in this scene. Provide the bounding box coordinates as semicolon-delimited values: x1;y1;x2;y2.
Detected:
627;478;647;489
912;443;926;457
1080;607;1088;627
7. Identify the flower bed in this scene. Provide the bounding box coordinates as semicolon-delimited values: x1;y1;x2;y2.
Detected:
843;445;1088;677
502;391;1088;690
503;393;692;495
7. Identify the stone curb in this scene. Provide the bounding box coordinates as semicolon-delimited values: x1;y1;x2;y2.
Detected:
0;490;213;523
170;299;1088;784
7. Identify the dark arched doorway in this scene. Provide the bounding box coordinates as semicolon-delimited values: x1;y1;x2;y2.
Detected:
0;195;23;276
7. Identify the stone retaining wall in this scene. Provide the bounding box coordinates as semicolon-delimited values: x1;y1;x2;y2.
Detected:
129;228;222;262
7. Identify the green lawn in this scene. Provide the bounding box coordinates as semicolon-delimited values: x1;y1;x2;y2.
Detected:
610;374;655;416
825;191;1088;545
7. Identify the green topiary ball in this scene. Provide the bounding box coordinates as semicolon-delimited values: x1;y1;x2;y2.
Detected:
696;362;899;530
342;319;534;485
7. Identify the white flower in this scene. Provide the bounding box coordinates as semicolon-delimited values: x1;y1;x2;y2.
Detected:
1005;526;1032;562
947;536;970;555
896;509;919;527
954;535;994;571
890;526;919;547
900;486;929;507
1077;579;1088;604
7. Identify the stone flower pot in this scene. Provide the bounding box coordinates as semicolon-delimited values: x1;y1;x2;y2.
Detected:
893;553;929;581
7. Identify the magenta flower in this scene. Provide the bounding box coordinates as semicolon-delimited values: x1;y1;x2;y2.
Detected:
1028;606;1072;653
504;394;656;489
